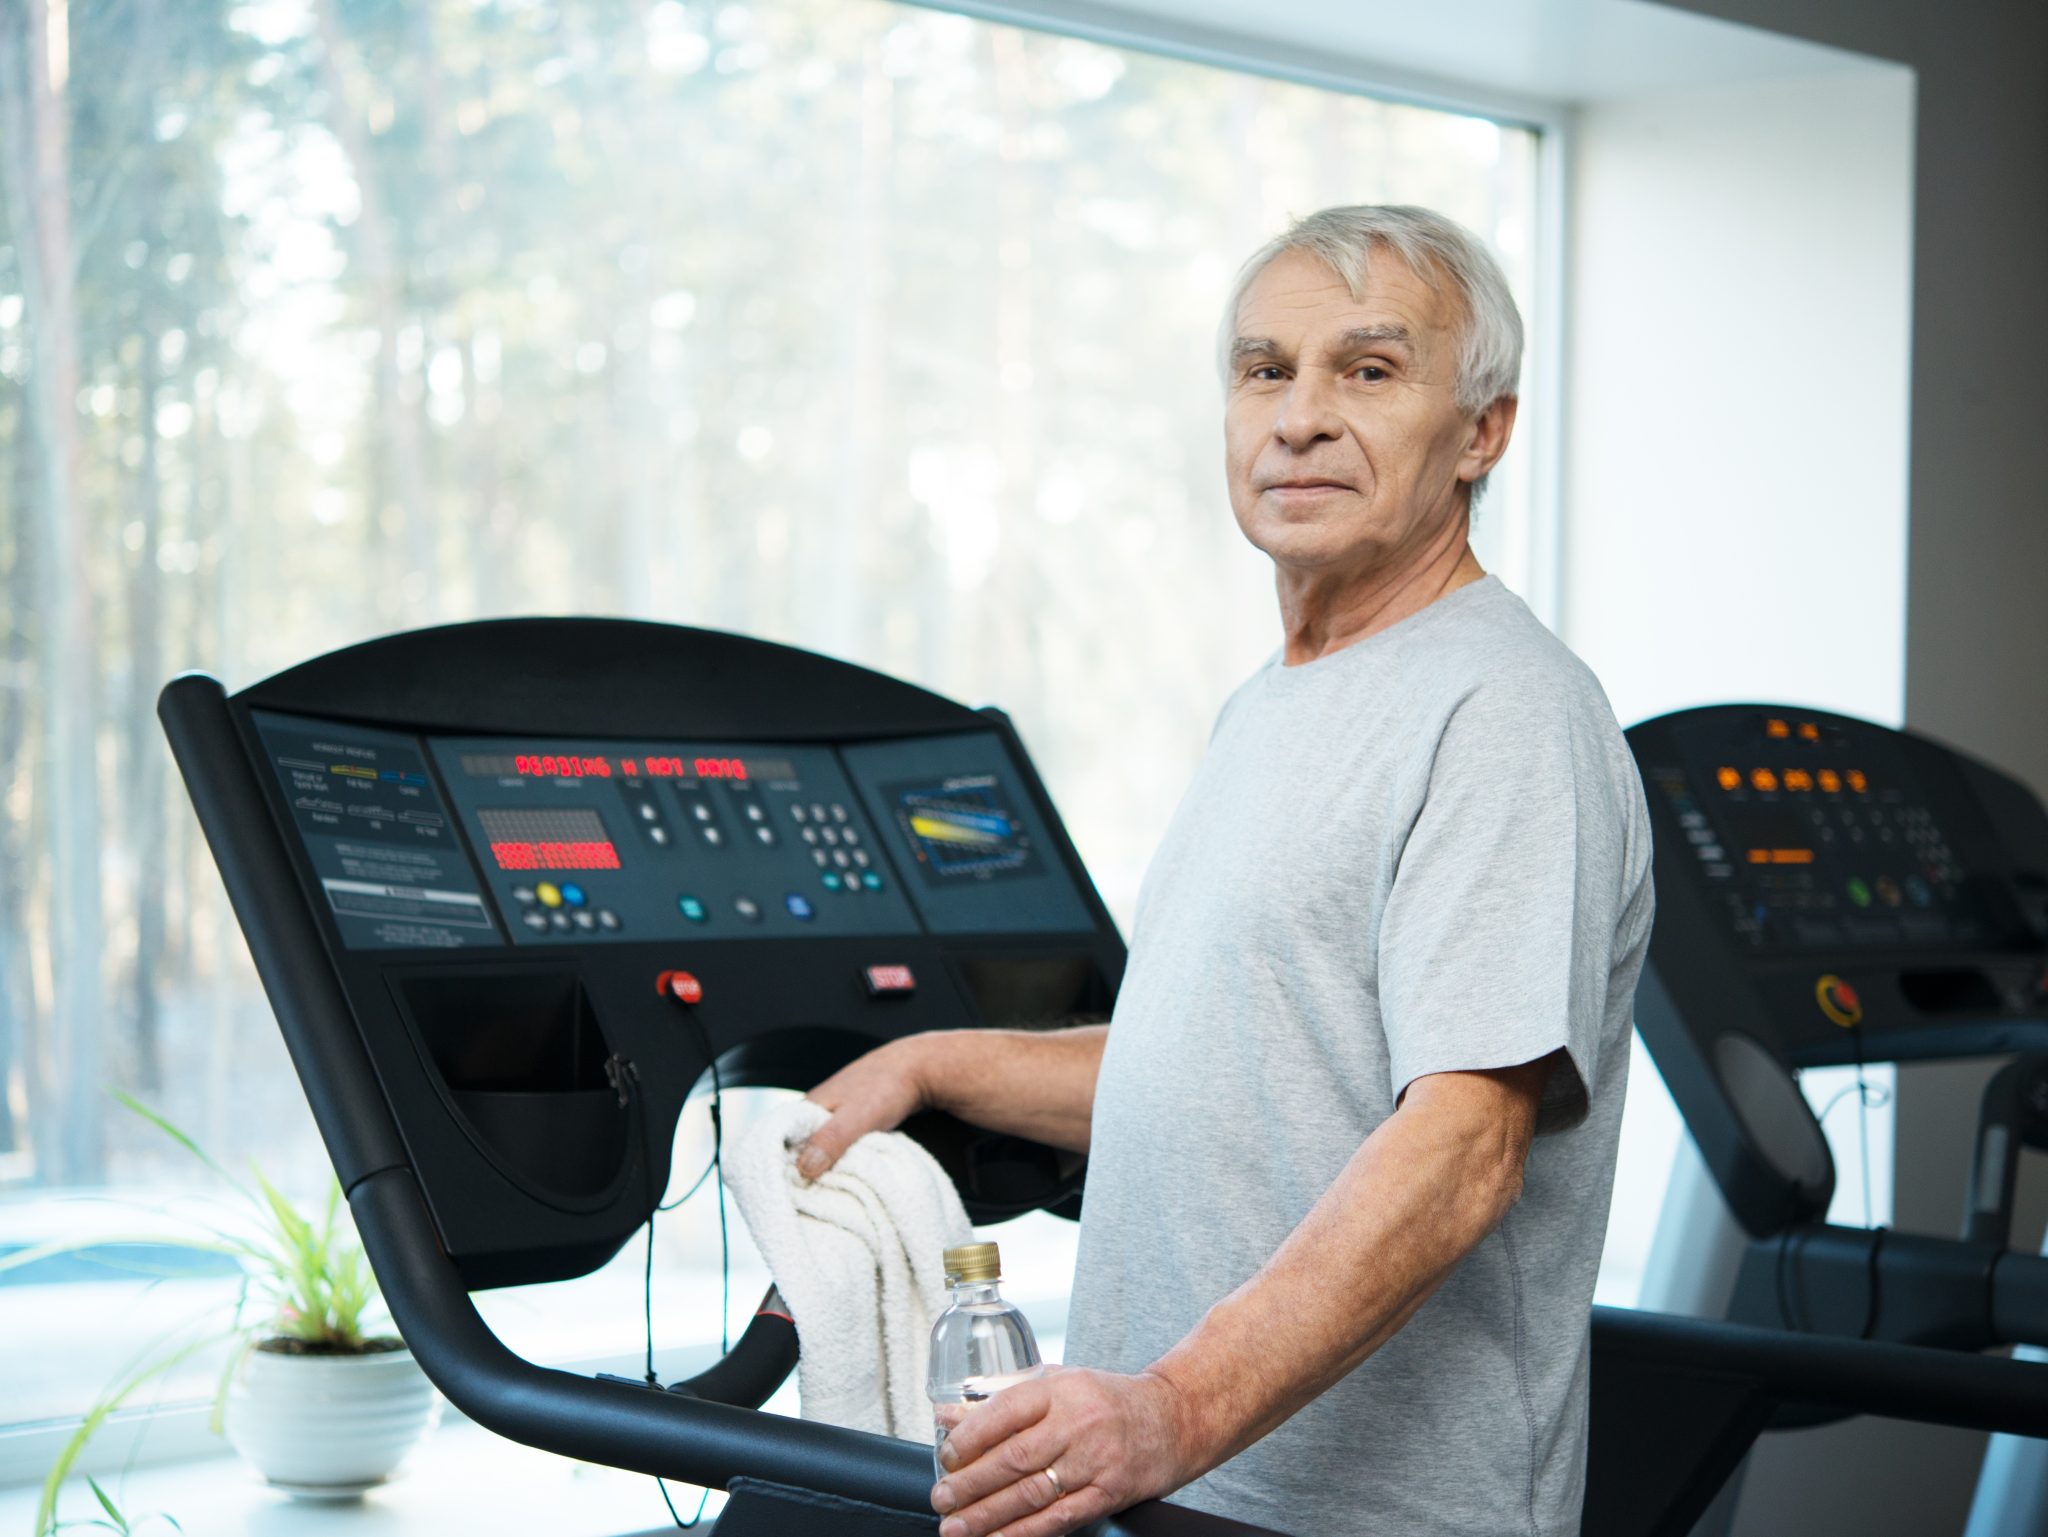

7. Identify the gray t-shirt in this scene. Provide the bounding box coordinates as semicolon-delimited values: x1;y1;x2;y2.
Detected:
1065;576;1654;1537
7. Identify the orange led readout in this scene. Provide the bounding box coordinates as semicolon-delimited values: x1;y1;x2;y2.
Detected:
1717;766;1743;792
1818;769;1842;794
1783;770;1815;792
1766;719;1791;739
1751;768;1780;793
1846;770;1869;793
1799;722;1822;742
1748;848;1816;865
1747;849;1771;864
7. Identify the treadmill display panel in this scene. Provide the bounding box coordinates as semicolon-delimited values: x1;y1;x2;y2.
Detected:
429;735;921;943
252;711;500;951
843;733;1096;935
1653;711;1997;953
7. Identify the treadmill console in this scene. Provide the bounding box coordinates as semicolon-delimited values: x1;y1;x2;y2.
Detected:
1630;704;2048;1232
167;620;1120;1289
253;716;1094;952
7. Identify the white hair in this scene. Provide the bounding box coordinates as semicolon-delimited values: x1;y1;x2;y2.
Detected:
1217;205;1524;503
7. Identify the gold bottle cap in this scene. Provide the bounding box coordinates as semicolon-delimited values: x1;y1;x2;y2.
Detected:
942;1242;1001;1284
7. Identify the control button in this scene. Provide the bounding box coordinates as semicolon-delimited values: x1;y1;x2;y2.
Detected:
820;826;840;847
861;871;883;890
522;910;549;932
678;895;708;923
733;895;761;922
852;849;871;868
598;909;622;930
537;882;563;908
572;910;597;930
702;826;724;847
790;804;808;823
745;803;766;823
1816;973;1863;1028
784;893;815;921
561;883;586;907
548;910;573;932
821;871;842;891
639;802;658;822
864;964;916;996
650;826;670;846
660;969;704;1006
512;885;537;905
1846;877;1872;908
812;848;830;868
809;803;828;822
692;802;714;822
842;828;860;847
832;849;852;869
831;804;849;823
801;827;819;845
754;826;777;847
1875;876;1903;908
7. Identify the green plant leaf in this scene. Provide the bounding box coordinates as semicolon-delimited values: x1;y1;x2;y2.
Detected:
109;1090;251;1198
86;1477;127;1532
35;1325;239;1537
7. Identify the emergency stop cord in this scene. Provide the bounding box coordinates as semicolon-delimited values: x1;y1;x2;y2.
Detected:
612;970;737;1528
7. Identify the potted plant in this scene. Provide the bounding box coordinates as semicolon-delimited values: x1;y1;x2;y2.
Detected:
1;1094;439;1532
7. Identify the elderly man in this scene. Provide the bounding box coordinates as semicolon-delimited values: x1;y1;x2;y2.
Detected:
801;205;1654;1537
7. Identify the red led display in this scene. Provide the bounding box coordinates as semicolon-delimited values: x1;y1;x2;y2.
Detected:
490;840;621;871
694;757;748;781
514;753;613;778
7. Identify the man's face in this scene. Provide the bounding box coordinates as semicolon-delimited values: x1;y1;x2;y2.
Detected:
1223;246;1507;577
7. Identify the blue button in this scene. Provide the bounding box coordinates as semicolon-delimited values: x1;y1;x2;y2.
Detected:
784;893;814;921
821;872;842;891
861;871;883;891
561;883;586;907
678;895;707;923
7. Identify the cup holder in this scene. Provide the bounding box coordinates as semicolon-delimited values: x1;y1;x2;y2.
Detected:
392;966;630;1205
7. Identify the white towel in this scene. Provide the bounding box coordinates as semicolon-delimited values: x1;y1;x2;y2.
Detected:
722;1097;974;1440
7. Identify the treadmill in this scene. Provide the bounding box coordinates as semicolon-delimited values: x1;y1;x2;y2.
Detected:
1585;704;2048;1534
160;619;2048;1536
158;617;1272;1537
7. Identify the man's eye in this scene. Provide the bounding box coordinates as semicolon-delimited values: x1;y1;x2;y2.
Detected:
1248;365;1284;382
1354;365;1388;382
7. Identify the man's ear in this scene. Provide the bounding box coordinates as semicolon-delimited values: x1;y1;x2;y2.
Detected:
1457;394;1519;486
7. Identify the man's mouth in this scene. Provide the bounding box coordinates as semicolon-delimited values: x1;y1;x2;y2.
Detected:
1262;479;1353;492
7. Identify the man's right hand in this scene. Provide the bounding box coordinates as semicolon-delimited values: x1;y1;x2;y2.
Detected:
799;1035;936;1179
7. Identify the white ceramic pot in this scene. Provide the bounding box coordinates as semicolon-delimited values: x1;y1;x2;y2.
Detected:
223;1342;441;1497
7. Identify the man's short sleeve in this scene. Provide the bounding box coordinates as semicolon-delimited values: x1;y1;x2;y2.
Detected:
1377;676;1642;1134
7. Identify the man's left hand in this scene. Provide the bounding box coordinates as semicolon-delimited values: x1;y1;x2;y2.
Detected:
931;1364;1201;1537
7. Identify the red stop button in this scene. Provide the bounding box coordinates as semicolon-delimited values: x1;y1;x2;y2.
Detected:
864;964;916;997
657;969;704;1006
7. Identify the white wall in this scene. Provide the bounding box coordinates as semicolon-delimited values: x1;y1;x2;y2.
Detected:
1562;64;1918;1297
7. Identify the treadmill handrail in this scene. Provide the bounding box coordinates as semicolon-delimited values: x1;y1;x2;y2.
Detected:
1592;1304;2048;1436
356;1149;1287;1534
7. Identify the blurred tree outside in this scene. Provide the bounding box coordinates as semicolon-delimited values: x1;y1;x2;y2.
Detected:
0;0;1541;1418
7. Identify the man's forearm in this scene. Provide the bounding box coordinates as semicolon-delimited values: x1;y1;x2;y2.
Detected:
918;1024;1107;1154
1146;1063;1543;1470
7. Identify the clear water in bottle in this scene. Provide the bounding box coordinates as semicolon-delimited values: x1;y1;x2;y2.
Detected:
928;1241;1042;1478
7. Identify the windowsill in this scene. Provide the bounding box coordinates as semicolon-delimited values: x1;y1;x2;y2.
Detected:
1;1414;733;1537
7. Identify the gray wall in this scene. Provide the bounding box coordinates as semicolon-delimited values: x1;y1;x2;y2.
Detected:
1650;2;2048;799
1654;5;2048;1532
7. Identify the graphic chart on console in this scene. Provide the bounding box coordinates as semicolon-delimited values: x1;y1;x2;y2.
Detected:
888;775;1037;883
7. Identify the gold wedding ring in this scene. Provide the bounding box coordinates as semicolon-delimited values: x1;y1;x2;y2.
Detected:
1044;1464;1065;1502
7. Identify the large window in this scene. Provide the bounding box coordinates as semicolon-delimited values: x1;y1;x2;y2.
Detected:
0;0;1543;1439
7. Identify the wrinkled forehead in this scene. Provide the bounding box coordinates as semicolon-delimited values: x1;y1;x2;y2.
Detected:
1233;243;1467;356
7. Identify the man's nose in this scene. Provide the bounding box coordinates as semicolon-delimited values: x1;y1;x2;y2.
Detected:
1271;372;1343;449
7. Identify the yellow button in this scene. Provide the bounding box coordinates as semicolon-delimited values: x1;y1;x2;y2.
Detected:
537;882;562;908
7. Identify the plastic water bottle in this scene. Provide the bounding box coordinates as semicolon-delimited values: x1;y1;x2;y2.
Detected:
927;1241;1042;1476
